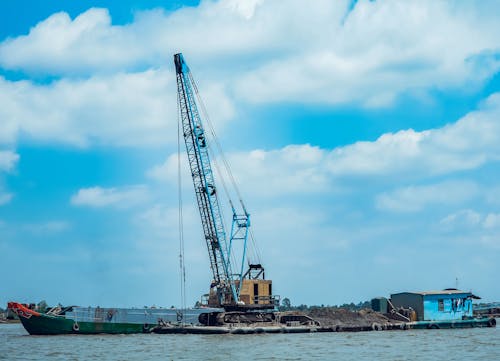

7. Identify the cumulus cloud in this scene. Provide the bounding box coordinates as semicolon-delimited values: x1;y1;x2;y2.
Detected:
440;209;482;229
147;153;188;183
149;92;500;199
235;1;500;106
0;71;233;147
483;213;500;229
375;181;479;213
0;8;146;75
148;144;331;197
0;150;19;171
70;185;150;208
0;191;13;206
0;1;499;107
0;150;18;206
328;92;500;177
439;210;500;249
0;1;499;148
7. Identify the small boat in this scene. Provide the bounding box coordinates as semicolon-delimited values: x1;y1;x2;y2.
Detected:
8;302;221;335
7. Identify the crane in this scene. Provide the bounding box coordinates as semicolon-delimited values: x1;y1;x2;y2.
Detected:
174;53;275;312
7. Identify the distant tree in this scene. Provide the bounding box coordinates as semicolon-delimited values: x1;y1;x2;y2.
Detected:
281;298;291;310
297;304;308;311
358;300;371;309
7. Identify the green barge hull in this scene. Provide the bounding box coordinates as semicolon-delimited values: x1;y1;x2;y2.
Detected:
8;301;221;335
18;313;146;335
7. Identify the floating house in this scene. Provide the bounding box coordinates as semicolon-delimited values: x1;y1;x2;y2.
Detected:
390;289;480;321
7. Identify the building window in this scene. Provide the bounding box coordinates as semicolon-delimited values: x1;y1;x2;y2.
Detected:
438;299;444;311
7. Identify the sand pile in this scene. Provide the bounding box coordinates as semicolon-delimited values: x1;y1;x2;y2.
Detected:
305;308;391;328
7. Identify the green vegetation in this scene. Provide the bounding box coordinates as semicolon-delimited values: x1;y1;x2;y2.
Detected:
279;298;371;312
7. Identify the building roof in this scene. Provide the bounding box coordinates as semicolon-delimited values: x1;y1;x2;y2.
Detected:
391;289;481;299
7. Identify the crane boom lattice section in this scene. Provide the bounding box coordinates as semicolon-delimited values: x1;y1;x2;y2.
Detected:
174;54;237;305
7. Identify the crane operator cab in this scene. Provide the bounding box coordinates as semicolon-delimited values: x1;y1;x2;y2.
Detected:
204;264;278;311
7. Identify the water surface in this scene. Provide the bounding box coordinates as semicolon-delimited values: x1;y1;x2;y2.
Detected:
1;323;499;360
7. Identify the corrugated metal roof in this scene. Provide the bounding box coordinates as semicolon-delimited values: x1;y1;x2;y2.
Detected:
415;290;470;295
391;289;481;299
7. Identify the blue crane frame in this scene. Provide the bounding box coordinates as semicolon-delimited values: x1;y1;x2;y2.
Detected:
174;53;250;307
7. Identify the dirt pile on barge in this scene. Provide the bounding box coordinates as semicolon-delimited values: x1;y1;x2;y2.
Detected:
305;308;396;331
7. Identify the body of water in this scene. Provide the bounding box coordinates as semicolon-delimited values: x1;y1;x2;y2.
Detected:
1;322;499;360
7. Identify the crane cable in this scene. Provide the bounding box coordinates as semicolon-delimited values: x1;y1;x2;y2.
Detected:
177;88;186;322
188;73;247;269
189;73;248;215
188;72;262;266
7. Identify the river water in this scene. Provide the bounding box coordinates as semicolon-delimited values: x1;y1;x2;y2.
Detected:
1;322;499;360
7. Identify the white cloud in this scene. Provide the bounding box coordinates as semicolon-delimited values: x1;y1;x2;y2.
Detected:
0;150;19;171
0;191;13;206
439;210;500;249
440;209;482;229
483;213;500;229
440;209;500;231
0;150;17;206
328;93;500;177
376;181;479;213
0;71;234;147
235;1;500;106
0;9;145;75
0;1;499;107
147;153;188;183
70;185;150;208
148;92;500;199
148;144;332;197
0;71;173;147
0;2;499;149
227;145;331;197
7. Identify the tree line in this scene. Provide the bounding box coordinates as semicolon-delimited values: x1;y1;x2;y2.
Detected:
279;297;371;311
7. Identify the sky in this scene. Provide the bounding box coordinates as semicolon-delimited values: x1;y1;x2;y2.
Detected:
1;0;500;309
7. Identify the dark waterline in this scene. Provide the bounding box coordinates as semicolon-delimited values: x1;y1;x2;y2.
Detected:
1;323;499;360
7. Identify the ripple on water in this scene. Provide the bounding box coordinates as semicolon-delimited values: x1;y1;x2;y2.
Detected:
1;322;499;361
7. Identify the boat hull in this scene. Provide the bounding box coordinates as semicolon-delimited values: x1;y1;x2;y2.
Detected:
18;313;146;335
8;302;221;335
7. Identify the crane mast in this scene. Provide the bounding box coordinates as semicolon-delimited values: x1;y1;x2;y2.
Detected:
174;53;244;307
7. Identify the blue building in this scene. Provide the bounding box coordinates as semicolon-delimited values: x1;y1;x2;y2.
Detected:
390;289;480;321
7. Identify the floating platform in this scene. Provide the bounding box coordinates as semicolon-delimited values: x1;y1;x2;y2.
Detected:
152;325;318;334
406;317;496;330
152;317;496;334
9;301;496;335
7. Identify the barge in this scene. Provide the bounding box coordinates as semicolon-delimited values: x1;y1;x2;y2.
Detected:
150;317;496;334
8;302;221;335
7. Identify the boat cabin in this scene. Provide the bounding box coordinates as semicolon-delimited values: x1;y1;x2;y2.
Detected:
390;289;480;321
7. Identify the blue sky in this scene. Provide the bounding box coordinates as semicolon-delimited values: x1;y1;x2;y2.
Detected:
1;0;500;308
